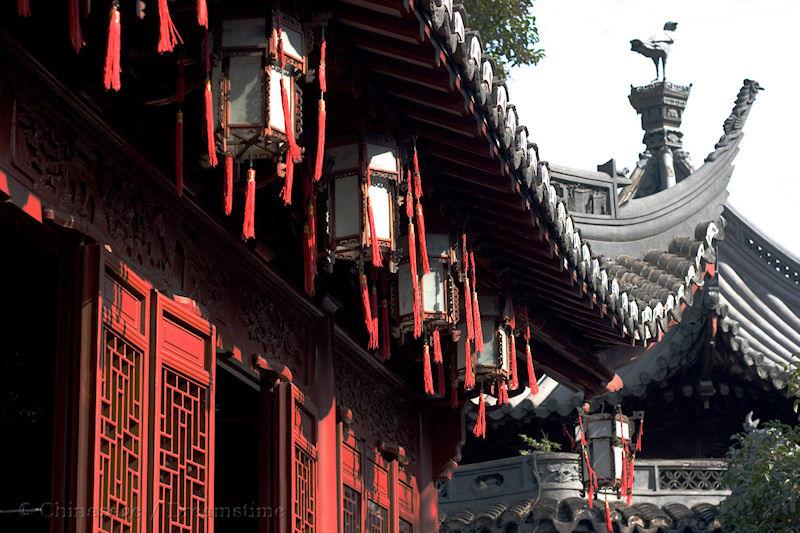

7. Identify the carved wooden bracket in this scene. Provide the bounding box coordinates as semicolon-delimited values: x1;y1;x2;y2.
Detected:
378;441;409;466
252;354;293;383
337;405;354;435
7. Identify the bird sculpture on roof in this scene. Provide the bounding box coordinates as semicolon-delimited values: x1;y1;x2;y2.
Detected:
631;22;678;81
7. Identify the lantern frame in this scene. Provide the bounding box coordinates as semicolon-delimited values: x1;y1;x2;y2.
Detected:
575;409;643;497
456;293;511;383
323;136;401;270
213;13;306;161
395;232;460;336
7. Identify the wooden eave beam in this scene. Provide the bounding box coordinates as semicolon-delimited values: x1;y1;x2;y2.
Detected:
335;7;422;44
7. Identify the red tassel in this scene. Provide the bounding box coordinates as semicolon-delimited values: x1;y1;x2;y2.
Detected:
422;344;434;396
370;285;379;350
526;339;538;395
409;224;422;338
472;392;486;439
313;38;326;182
68;0;84;52
604;501;613;533
223;153;233;215
303;175;316;297
279;78;300;205
509;333;519;390
412;145;423;200
432;329;443;364
197;0;208;28
636;418;644;452
157;0;183;53
103;6;122;91
313;99;326;182
578;413;587;447
242;168;256;240
464;277;474;342
498;380;509;405
175;110;184;196
473;291;484;353
415;203;431;274
360;273;373;341
380;297;391;359
367;200;383;267
17;0;30;17
626;458;635;505
464;339;475;390
204;81;218;167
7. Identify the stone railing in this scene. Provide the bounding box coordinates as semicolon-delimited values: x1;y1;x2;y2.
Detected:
438;453;730;512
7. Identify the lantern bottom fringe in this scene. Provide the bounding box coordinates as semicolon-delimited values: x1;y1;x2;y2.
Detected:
472;392;486;439
223;154;233;216
242;169;256;240
526;343;539;395
463;341;475;390
422;344;434;396
103;6;122;91
604;501;613;532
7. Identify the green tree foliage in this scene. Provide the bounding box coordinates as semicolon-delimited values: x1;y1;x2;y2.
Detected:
463;0;544;75
719;365;800;531
518;432;561;455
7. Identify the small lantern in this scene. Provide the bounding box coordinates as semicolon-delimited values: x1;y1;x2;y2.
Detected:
397;233;459;335
456;293;510;383
323;137;401;269
213;13;305;161
575;407;644;509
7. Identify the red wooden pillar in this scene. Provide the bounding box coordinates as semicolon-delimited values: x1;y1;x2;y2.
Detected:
418;411;439;530
316;300;339;529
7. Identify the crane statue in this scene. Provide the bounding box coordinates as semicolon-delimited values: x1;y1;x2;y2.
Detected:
631;22;678;81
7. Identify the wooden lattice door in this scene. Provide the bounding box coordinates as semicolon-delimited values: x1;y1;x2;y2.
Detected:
85;255;215;533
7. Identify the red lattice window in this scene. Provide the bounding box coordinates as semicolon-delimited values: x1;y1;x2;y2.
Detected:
88;261;215;533
292;391;317;532
93;266;150;533
342;485;362;533
366;501;389;533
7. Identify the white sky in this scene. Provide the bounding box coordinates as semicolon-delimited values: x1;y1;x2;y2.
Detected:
507;0;800;257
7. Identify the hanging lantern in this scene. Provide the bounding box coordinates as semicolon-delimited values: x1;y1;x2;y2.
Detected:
396;232;459;335
323;136;401;269
575;407;644;513
213;13;306;161
456;293;510;384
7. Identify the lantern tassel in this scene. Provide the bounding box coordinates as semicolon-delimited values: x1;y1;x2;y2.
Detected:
498;381;509;405
509;333;519;390
604;501;613;533
242;168;256;240
175;110;184;196
279;78;300;205
103;6;122;92
369;285;379;350
422;343;434;396
626;458;635;505
367;200;383;267
464;277;474;342
69;0;84;52
473;291;484;353
17;0;30;17
432;328;443;364
380;297;391;360
359;273;373;341
313;38;326;182
464;340;475;390
472;392;486;439
415;203;431;274
636;417;644;452
157;0;183;53
526;324;539;394
197;0;208;28
409;223;422;338
303;175;317;297
223;153;233;216
204;81;218;167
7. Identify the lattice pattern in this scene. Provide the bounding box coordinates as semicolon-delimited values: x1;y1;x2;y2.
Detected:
366;501;389;533
343;485;362;533
96;328;143;533
659;467;726;490
156;366;209;532
294;445;316;532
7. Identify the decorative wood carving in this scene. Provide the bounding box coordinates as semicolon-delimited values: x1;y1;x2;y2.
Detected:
333;348;419;463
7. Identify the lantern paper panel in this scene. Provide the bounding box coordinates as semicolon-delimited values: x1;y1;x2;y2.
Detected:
324;138;401;267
